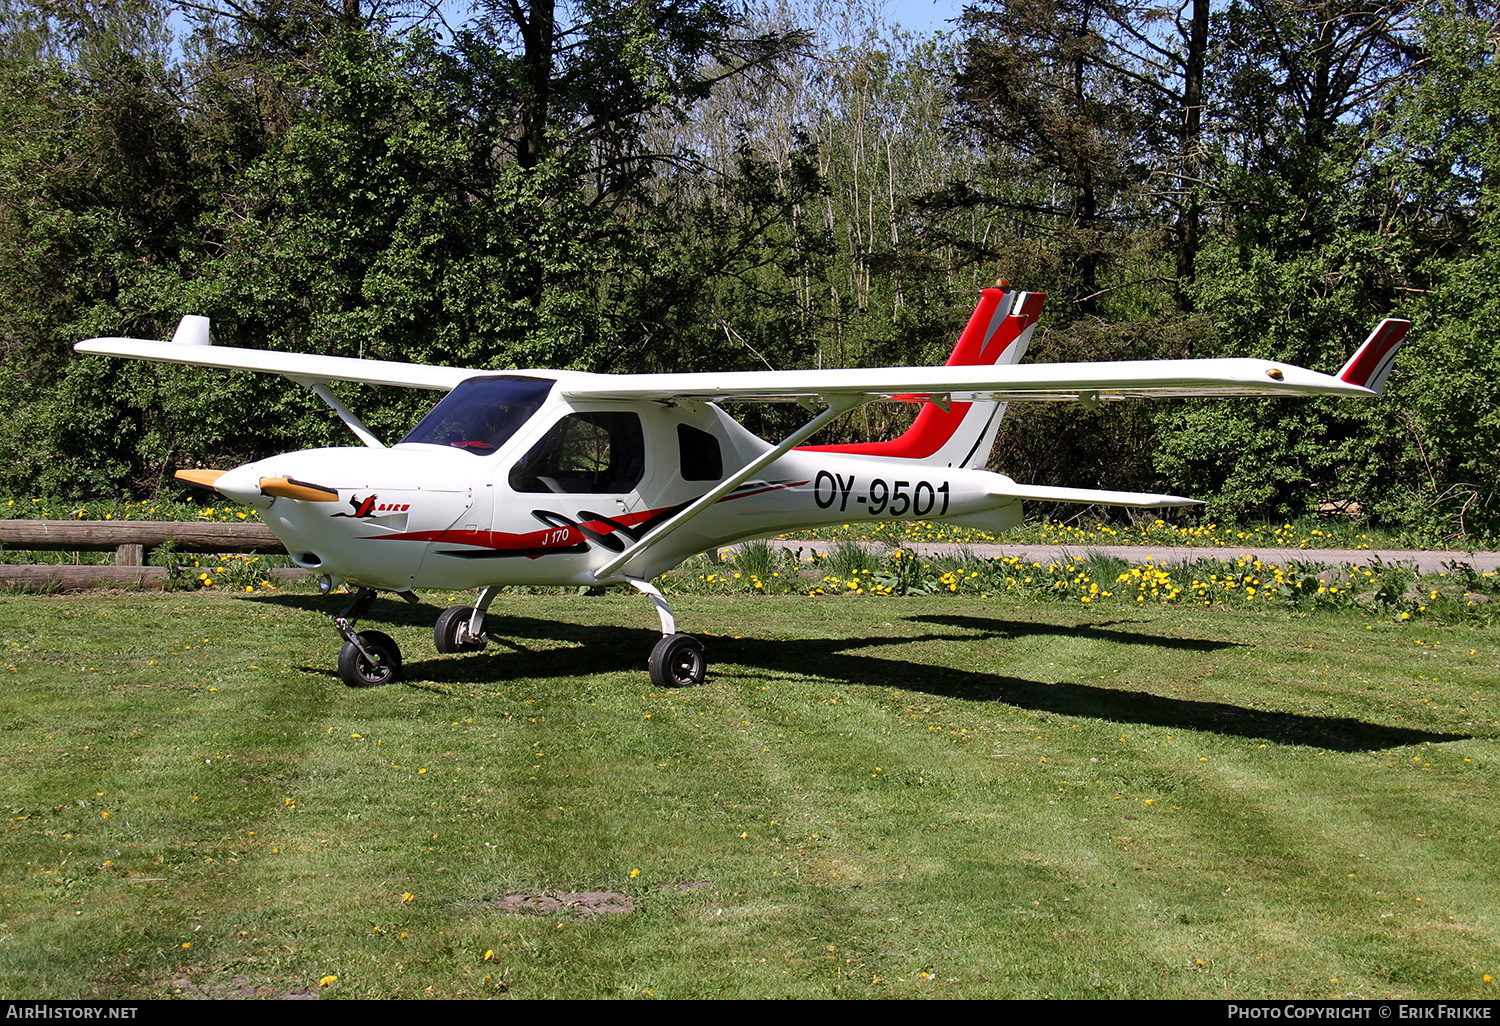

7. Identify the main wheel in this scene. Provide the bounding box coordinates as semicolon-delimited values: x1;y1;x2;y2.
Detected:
648;633;706;688
434;606;487;653
338;630;402;687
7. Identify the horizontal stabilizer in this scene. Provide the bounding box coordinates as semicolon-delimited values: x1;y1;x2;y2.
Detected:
997;483;1202;508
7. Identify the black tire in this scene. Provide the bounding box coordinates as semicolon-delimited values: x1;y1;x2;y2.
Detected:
338;630;402;687
648;633;705;688
434;606;486;653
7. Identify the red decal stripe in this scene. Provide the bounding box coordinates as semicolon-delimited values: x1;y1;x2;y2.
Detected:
1340;319;1410;388
716;480;807;503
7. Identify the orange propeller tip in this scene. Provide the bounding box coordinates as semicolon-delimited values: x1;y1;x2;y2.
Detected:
175;469;226;489
259;476;340;502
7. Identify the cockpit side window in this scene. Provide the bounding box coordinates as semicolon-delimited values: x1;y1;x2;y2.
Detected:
509;412;645;494
399;376;554;456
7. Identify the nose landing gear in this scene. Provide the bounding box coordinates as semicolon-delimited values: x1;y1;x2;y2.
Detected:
337;629;402;687
332;588;403;688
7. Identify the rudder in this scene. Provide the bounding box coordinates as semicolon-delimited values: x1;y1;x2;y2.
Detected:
799;286;1044;468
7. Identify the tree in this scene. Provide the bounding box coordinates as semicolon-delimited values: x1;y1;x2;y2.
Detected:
1358;1;1500;532
939;0;1209;495
0;0;822;496
0;0;212;495
953;0;1155;313
1153;0;1428;524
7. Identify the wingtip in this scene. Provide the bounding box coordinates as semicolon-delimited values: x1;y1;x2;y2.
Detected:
1337;318;1410;394
170;314;212;346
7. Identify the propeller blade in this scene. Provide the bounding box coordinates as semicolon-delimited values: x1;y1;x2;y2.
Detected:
175;469;227;489
259;477;340;502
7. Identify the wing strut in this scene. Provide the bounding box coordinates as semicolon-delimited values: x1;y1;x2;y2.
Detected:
592;394;864;582
292;378;387;448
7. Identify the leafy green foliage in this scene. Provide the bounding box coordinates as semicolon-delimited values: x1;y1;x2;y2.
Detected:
0;3;815;494
1;0;1498;544
1147;0;1456;528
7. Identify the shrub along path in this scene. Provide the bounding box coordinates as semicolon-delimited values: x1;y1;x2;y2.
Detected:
752;541;1500;575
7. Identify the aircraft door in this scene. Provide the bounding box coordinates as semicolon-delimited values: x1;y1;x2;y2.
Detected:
493;408;661;581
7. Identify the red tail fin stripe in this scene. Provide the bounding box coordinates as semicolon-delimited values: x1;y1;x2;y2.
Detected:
800;288;1043;461
968;290;1017;361
1339;319;1409;390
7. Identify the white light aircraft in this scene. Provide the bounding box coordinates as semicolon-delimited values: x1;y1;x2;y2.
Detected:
75;283;1408;689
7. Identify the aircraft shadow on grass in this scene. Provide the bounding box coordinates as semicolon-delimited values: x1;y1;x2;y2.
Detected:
256;595;1462;753
907;613;1244;653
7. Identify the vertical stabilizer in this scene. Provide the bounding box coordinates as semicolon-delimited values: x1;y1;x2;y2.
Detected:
170;315;212;346
799;286;1045;468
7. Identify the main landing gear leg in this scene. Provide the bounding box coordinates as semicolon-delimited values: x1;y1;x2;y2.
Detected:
332;588;402;688
629;579;705;688
434;586;497;654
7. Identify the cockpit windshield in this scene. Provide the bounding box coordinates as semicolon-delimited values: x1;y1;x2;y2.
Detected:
399;376;554;456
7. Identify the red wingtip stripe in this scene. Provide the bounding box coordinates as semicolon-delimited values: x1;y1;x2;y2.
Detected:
1340;319;1409;389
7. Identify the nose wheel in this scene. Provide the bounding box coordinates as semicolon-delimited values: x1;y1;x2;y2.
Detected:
330;588;404;687
338;630;402;687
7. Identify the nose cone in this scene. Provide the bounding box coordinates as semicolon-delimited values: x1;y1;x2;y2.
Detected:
211;463;275;509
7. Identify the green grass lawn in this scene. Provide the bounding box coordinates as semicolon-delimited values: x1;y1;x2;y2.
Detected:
1;589;1496;999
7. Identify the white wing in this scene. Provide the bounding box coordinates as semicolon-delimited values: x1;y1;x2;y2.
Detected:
73;336;472;391
559;357;1377;403
562;318;1409;403
76;316;1408;402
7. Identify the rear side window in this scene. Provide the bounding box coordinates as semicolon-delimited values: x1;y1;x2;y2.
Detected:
510;413;646;494
678;424;722;481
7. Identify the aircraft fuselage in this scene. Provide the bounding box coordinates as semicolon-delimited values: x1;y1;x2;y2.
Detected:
225;379;1020;592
